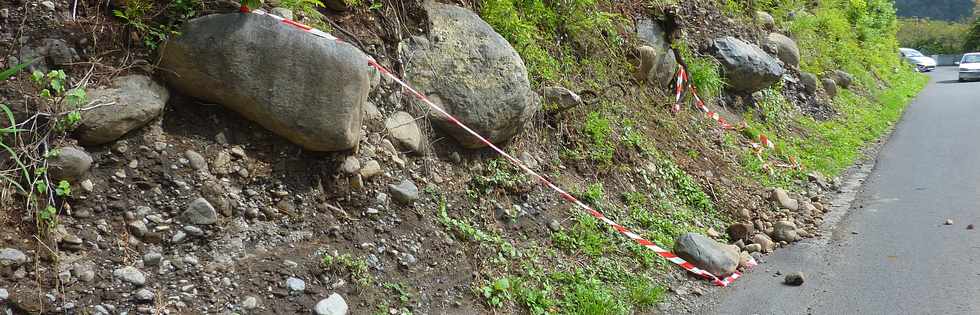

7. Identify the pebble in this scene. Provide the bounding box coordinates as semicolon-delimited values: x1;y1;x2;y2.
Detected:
388;179;420;203
359;160;382;179
242;296;259;310
340;156;361;174
172;231;187;243
80;179;95;192
283;260;299;268
144;252;162;266
944;219;954;225
182;225;204;236
134;289;155;302
183;198;218;225
0;288;7;301
745;244;762;253
184;150;208;171
41;1;55;10
73;264;95;282
547;219;561;232
112;266;146;286
286;277;306;292
784;272;805;286
314;293;348;315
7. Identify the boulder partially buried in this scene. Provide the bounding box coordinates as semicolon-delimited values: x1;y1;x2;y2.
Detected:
766;33;800;68
673;233;740;277
713;36;785;93
160;13;370;152
402;1;537;148
636;17;678;88
76;75;169;145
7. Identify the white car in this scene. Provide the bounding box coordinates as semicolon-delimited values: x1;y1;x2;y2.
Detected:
958;53;980;82
900;48;937;72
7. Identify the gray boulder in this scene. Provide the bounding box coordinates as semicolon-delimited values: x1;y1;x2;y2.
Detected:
636;18;678;88
76;75;169;145
752;233;775;253
673;233;740;276
403;1;537;148
713;36;785;93
385;111;423;153
766;33;800;67
19;38;78;72
822;78;838;97
756;11;775;29
388;180;420;204
160;13;369;152
314;293;348;315
48;147;93;180
828;70;854;89
772;220;801;242
800;72;818;94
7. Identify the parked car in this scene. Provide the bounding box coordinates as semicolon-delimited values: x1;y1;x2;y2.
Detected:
958;53;980;82
900;48;937;72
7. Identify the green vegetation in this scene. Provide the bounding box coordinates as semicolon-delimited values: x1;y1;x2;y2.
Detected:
744;0;928;186
894;0;976;22
321;252;373;286
898;18;969;54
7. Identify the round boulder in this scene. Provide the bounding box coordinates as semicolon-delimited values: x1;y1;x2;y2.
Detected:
402;1;537;149
713;36;785;93
800;72;818;94
766;33;800;68
76;75;169;145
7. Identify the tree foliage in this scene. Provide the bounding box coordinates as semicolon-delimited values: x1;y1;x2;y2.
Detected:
894;0;976;22
898;18;970;54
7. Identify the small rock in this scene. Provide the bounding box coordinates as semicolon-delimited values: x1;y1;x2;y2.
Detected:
822;78;838;98
745;243;762;253
182;225;204;237
388;180;419;204
183;198;218;225
48;147;93;180
738;251;754;268
286;277;305;292
0;248;27;267
547;219;561;232
771;188;799;211
706;227;721;238
756;11;775;28
184;150;208;172
0;288;8;301
385;111;423;153
772;220;800;242
727;223;754;240
736;208;752;220
340;156;361;174
540;86;582;109
242;296;259;310
133;289;155;302
143;252;162;266
944;219;954;226
314;293;348;315
751;234;775;253
784;272;805;286
968;224;975;230
212;151;234;175
359;160;382;179
519;152;538;169
72;263;95;282
171;231;187;243
112;266;146;286
80;179;95;192
41;1;55;11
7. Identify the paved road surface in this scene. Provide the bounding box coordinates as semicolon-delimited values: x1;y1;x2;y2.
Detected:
696;67;980;314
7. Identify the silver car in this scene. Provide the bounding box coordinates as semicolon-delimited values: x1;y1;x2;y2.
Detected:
900;48;937;72
958;53;980;82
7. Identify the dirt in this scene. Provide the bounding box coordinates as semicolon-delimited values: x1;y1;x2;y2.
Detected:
0;0;849;314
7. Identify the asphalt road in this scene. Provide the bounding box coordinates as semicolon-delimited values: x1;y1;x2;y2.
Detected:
696;67;980;314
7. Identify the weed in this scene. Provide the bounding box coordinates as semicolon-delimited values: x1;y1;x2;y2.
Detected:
382;282;413;304
113;0;180;50
322;253;372;286
436;197;518;257
583;111;615;166
471;159;527;194
480;277;514;308
676;41;727;99
279;0;329;29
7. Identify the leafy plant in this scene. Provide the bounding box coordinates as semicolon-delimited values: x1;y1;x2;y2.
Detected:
481;277;513;308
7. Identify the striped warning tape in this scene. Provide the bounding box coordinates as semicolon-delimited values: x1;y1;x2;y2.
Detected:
238;4;755;286
673;67;775;150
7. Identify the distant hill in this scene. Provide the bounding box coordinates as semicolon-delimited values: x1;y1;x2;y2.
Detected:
895;0;976;21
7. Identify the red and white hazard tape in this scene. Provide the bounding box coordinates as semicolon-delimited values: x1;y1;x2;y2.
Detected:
238;5;755;286
673;68;776;150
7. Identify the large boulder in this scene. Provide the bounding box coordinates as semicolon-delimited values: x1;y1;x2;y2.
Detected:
713;36;785;93
673;233;740;277
766;33;800;68
160;13;370;152
402;1;537;149
636;18;678;88
76;75;169;145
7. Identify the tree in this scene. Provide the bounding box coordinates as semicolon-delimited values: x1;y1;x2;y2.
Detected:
964;18;980;52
